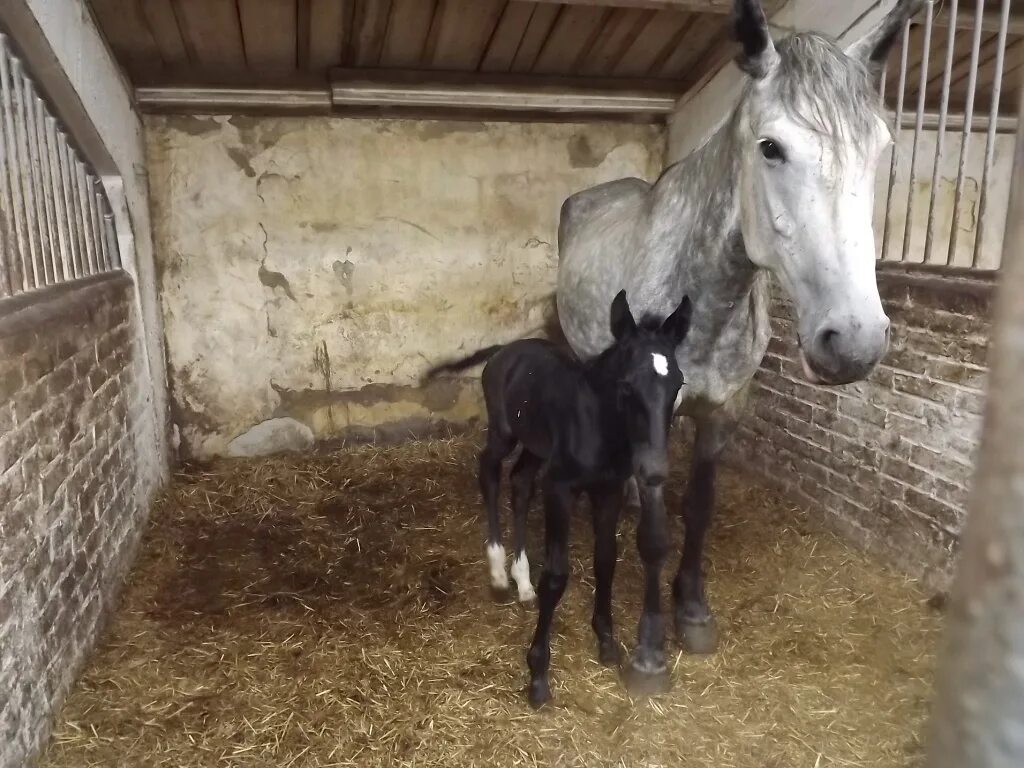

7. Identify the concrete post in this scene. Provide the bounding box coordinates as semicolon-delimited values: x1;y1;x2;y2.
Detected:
925;92;1024;767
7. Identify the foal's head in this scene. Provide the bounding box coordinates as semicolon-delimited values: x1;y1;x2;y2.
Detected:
602;290;692;486
731;0;925;384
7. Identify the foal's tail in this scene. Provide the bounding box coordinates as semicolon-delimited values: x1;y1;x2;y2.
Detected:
422;345;504;382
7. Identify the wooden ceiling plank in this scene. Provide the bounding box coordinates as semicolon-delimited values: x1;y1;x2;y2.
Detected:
612;8;691;77
532;4;611;74
173;0;247;72
352;0;394;67
138;0;190;67
480;1;535;73
946;36;1022;106
530;0;731;12
575;8;652;76
380;0;437;68
656;13;724;78
297;0;312;69
91;0;162;75
509;2;560;73
238;0;298;72
307;0;353;69
427;0;506;70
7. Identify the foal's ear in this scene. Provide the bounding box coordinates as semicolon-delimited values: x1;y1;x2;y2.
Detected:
846;0;926;75
609;290;637;340
661;295;693;346
734;0;778;79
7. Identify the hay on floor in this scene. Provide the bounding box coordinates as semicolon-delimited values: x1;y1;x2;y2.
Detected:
40;434;942;767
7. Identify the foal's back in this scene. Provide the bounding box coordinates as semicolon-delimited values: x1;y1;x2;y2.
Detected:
482;339;591;461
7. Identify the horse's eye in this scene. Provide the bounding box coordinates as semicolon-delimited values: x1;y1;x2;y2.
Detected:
759;139;785;163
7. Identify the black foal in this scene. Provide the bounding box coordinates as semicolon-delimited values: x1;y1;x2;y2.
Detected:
426;290;692;707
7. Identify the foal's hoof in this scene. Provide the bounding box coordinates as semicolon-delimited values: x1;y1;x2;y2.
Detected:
597;640;622;667
676;615;719;654
622;662;671;697
527;678;551;709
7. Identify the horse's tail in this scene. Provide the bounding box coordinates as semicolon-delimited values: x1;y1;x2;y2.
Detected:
422;345;505;382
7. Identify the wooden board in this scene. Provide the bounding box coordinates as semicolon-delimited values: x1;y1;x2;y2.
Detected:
238;0;297;72
138;0;190;68
479;2;537;73
173;0;247;72
380;0;437;68
532;4;612;74
426;0;506;70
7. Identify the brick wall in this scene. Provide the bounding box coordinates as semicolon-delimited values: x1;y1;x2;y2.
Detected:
0;273;158;768
732;264;994;589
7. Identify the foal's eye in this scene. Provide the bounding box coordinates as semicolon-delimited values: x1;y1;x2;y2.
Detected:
758;139;785;163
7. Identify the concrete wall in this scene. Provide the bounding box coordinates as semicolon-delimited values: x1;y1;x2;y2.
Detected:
146;116;664;459
0;275;155;768
731;266;992;589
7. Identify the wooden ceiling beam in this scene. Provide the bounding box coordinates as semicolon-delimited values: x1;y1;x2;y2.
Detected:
926;9;1024;37
528;0;732;13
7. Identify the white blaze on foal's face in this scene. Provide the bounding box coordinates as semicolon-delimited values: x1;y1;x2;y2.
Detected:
651;353;669;376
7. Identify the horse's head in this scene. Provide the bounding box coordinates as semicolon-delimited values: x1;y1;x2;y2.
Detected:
732;0;924;385
604;290;692;486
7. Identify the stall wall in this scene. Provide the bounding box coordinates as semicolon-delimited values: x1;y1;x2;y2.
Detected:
731;267;992;588
146;116;664;459
0;275;153;767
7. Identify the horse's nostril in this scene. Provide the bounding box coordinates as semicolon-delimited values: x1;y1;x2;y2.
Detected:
818;327;840;355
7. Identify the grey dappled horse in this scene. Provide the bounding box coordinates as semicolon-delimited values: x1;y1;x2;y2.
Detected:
557;0;925;666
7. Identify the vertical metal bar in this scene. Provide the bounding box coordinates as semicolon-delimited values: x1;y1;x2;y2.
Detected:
88;177;106;271
902;0;934;263
972;0;1012;269
1;49;30;292
882;21;912;262
0;37;20;296
103;200;121;269
924;0;958;264
44;117;72;281
25;85;54;286
61;141;85;278
11;60;42;288
75;160;98;275
946;0;986;266
34;98;62;284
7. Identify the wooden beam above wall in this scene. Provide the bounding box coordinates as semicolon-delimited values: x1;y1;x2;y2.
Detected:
529;0;732;13
927;9;1024;37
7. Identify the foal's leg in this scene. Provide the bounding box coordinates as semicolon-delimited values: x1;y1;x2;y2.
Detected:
479;428;516;597
526;477;574;708
588;481;623;666
623;482;672;695
672;414;731;653
509;450;543;602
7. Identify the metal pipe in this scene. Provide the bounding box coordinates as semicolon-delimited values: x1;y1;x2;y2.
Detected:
0;37;20;296
34;98;62;284
62;141;86;278
7;57;37;289
924;0;960;263
44;117;71;281
902;0;934;263
75;160;98;275
88;177;105;271
972;0;1012;268
946;0;986;266
882;21;912;262
25;86;53;286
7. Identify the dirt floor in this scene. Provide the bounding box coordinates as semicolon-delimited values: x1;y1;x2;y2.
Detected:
40;433;944;767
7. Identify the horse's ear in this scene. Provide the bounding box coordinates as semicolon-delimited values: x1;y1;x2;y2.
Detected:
734;0;778;79
661;295;693;346
846;0;926;74
609;290;637;340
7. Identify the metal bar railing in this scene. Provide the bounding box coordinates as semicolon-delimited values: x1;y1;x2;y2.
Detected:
0;33;121;300
972;0;1012;268
880;0;1015;270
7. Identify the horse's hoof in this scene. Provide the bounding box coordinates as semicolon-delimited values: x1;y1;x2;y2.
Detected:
490;585;514;603
677;615;719;654
622;662;671;697
517;587;537;604
527;678;551;709
597;640;621;667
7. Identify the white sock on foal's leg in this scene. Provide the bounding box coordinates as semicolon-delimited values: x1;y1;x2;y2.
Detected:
486;542;508;591
510;550;535;602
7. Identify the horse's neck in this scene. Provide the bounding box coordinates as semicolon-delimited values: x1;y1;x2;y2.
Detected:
647;111;759;303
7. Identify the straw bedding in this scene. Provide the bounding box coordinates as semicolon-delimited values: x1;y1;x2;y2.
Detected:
40;433;942;767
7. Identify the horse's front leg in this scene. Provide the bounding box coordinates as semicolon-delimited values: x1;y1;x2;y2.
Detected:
526;476;574;708
587;481;624;666
623;482;672;695
672;415;730;654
